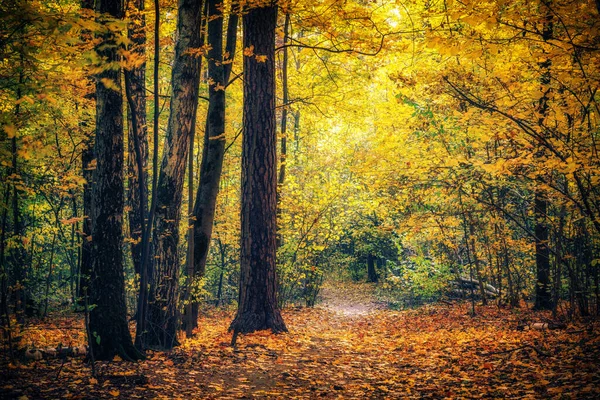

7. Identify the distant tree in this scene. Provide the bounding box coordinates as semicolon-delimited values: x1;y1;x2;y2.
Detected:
230;2;287;335
88;0;142;361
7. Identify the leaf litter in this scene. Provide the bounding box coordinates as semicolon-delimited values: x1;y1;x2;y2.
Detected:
1;283;599;399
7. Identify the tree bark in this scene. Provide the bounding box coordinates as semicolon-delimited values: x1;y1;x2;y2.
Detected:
125;0;148;277
78;0;95;307
229;4;287;335
188;0;238;332
10;68;27;323
534;1;553;310
276;12;290;249
89;0;142;361
145;0;203;349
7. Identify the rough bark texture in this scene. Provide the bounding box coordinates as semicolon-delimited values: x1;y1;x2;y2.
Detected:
229;4;287;335
189;0;238;330
89;0;141;361
126;0;148;277
146;0;203;349
534;2;553;311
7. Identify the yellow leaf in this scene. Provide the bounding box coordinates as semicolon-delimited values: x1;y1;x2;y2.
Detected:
4;125;16;139
109;390;120;397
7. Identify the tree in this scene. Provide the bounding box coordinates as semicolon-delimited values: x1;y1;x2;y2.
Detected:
125;0;148;278
145;0;204;349
533;0;553;311
78;0;95;307
88;0;141;361
188;0;239;334
230;2;287;335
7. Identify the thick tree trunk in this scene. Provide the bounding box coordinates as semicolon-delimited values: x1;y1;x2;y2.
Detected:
188;0;238;331
229;4;287;335
125;0;148;277
89;0;141;361
146;0;203;349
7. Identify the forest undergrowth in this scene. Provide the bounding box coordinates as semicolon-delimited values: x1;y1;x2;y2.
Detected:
1;282;599;399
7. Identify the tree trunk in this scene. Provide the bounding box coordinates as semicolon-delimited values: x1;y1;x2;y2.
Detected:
534;1;553;310
89;0;141;361
146;0;203;349
229;4;287;335
367;254;378;283
276;12;290;249
79;139;94;303
189;0;238;331
10;63;27;324
78;0;95;307
125;0;148;277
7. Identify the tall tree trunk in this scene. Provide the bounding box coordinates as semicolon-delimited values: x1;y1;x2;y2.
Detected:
145;0;203;349
134;0;161;350
534;1;553;310
10;59;27;323
125;0;148;277
229;3;287;335
78;0;95;306
276;12;290;249
188;0;238;332
89;0;142;361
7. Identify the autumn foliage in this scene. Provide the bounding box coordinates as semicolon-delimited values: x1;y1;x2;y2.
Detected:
1;0;600;397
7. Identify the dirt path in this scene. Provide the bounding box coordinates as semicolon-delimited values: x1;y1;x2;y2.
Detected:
317;281;386;316
3;284;599;399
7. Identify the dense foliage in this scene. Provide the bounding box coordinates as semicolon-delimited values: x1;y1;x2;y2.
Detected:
1;0;599;354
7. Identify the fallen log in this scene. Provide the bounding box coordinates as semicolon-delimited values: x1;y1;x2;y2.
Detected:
23;345;87;361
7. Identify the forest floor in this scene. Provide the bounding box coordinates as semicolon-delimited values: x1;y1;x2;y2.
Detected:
1;282;600;399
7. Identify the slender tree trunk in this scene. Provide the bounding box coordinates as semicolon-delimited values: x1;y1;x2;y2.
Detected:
89;0;142;361
146;0;204;349
43;233;57;318
534;1;553;310
0;187;12;355
276;12;290;249
469;223;487;306
78;0;95;306
125;0;148;277
229;4;287;335
10;62;27;324
134;0;161;350
189;0;239;331
79;139;94;302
